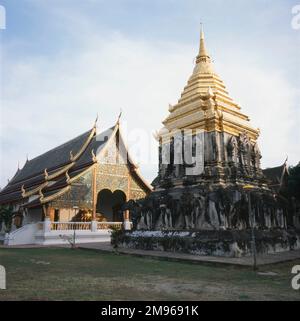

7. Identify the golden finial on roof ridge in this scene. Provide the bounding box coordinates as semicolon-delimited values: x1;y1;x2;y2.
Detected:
91;149;97;163
70;150;74;161
117;109;122;125
93;114;99;129
44;168;49;180
66;170;71;184
21;185;26;197
39;188;44;200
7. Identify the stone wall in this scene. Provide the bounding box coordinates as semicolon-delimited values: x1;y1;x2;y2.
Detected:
119;229;300;258
127;186;291;232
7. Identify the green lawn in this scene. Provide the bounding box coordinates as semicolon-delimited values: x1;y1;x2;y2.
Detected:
0;247;299;301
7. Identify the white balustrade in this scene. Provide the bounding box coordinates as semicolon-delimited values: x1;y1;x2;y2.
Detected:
51;222;91;231
49;221;124;231
97;222;123;230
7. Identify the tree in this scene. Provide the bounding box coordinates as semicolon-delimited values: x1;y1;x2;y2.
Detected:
0;205;13;233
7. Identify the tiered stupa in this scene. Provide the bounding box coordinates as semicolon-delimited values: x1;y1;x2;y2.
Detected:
136;27;289;232
156;27;264;191
114;27;299;257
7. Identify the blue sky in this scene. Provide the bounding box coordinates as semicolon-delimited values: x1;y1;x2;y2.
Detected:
0;0;299;187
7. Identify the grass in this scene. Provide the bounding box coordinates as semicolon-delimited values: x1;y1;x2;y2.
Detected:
0;247;299;301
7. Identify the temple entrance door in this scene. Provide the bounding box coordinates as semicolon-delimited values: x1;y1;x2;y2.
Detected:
96;189;127;222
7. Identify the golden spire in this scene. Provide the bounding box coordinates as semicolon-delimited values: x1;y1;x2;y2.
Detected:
160;25;260;141
193;24;214;75
196;23;211;64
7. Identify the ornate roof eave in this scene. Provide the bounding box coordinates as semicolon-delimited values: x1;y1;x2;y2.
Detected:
1;123;97;203
69;126;97;163
46;162;75;181
14;125;95;187
22;182;48;198
42;164;93;198
40;185;71;204
20;163;75;199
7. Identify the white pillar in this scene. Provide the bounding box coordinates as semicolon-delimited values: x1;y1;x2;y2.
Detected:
123;210;131;231
91;220;97;232
123;220;132;231
43;218;51;233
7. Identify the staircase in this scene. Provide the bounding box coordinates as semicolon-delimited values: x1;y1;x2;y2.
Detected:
4;223;38;246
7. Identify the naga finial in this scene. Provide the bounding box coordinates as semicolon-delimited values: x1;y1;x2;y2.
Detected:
39;189;44;200
44;168;49;180
91;149;97;163
117;109;122;124
94;114;99;128
70;150;74;161
66;170;71;183
21;185;26;197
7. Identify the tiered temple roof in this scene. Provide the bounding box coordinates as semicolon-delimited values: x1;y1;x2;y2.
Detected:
262;160;289;193
0;120;151;208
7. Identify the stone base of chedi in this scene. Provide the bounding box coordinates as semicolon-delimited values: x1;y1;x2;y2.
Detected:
130;186;291;231
119;230;300;258
123;28;298;256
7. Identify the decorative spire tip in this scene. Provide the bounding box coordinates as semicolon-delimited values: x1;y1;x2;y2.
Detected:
200;22;204;39
117;109;123;124
93;114;99;128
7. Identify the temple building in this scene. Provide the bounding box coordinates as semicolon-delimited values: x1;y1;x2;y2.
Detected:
130;27;295;234
262;160;289;194
0;118;151;245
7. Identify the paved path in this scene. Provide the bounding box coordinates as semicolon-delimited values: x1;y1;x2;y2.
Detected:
1;242;300;267
78;242;300;267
